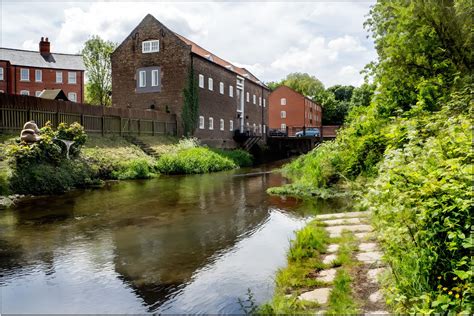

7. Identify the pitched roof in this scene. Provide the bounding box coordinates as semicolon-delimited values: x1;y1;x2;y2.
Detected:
38;89;68;100
174;33;265;87
0;48;85;71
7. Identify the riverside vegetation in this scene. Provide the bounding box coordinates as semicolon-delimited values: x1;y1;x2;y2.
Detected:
0;125;253;196
265;0;472;314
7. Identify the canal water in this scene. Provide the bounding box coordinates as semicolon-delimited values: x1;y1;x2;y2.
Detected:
0;162;346;314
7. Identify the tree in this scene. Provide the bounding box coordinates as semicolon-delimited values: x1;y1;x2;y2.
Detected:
182;65;199;136
350;83;375;108
271;72;326;97
82;35;117;106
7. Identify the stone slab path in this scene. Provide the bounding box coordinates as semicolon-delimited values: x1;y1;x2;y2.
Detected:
297;211;389;314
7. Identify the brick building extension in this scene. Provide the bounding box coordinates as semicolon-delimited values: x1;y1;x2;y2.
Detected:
269;85;322;136
112;14;269;148
0;37;85;102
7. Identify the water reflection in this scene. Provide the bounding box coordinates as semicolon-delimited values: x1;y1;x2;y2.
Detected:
0;162;348;313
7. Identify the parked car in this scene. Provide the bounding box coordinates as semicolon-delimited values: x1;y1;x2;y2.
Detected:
269;129;287;137
295;128;320;137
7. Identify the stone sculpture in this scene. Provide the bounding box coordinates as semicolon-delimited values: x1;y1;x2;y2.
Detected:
20;121;41;143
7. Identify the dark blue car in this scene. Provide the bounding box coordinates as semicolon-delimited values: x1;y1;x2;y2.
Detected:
295;128;320;137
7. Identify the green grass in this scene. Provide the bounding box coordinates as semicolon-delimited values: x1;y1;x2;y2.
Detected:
326;269;359;315
211;148;253;167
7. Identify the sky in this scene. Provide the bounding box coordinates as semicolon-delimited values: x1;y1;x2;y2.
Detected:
0;1;377;87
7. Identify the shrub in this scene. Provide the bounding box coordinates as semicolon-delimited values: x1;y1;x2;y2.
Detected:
111;158;156;180
156;147;236;174
288;225;328;262
212;149;253;167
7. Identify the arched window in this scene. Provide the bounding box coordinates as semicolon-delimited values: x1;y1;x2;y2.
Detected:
209;117;214;130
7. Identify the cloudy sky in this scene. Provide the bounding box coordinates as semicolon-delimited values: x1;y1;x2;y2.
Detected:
1;1;376;87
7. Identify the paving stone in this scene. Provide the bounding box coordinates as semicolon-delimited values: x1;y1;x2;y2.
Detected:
321;217;362;226
326;244;339;253
326;224;372;238
356;251;383;264
322;254;337;265
367;268;386;283
298;287;331;305
354;231;371;240
369;290;384;303
316;211;369;220
315;310;326;315
316;269;337;283
364;311;389;315
359;242;378;252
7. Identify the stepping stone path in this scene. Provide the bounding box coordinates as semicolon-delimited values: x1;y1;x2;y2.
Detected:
297;211;389;314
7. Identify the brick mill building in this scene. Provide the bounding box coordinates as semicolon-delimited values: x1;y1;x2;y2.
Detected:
0;37;85;102
112;14;269;148
269;86;322;136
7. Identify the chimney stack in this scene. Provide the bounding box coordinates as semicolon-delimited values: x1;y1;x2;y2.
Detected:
39;37;50;55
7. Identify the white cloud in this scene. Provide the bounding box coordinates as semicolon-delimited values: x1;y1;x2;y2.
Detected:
1;1;376;87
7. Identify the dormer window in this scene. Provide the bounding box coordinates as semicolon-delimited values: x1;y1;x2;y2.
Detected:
142;40;160;53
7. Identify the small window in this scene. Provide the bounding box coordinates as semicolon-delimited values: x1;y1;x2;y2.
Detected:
199;116;205;129
199;74;204;88
0;90;4;93
246;92;249;102
281;123;286;130
151;69;159;87
263;124;266;134
253;123;257;132
56;71;62;83
208;78;213;91
68;72;76;84
35;91;42;97
35;69;42;82
142;40;160;53
263;99;266;107
253;94;256;104
229;85;233;97
281;111;286;118
139;71;146;88
220;118;224;131
68;92;77;102
20;68;29;81
20;90;29;96
259;124;262;134
281;98;287;105
229;120;233;131
259;97;262;106
0;67;3;81
219;82;224;94
209;117;214;130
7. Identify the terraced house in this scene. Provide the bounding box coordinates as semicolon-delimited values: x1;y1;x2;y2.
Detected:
112;14;269;148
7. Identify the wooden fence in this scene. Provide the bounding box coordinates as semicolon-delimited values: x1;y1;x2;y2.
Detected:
0;93;177;136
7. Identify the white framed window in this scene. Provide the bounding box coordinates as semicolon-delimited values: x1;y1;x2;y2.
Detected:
219;82;224;94
229;85;233;97
199;74;204;88
208;78;213;91
20;90;29;96
259;124;262;134
246;92;250;102
199;116;205;129
68;72;76;84
229;120;233;131
209;117;214;130
281;111;286;118
20;68;29;81
281;123;286;130
68;92;77;102
259;97;262;106
0;67;3;81
35;91;42;97
253;94;256;104
263;99;266;107
253;123;257;132
263;124;266;134
56;71;62;83
220;118;224;131
0;90;4;93
281;98;287;105
246;122;250;131
151;69;159;87
139;70;146;87
142;40;160;53
35;69;42;82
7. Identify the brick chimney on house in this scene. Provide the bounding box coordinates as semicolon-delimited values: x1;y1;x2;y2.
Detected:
39;37;50;55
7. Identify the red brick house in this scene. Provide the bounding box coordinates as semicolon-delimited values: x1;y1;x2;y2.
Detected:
269;86;322;136
111;14;269;148
0;37;85;102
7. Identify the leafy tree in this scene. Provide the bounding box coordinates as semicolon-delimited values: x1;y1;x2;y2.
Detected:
82;35;117;106
267;73;325;97
327;85;355;102
349;83;375;108
182;65;199;136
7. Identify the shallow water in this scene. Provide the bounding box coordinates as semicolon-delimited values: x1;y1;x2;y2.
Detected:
0;161;347;314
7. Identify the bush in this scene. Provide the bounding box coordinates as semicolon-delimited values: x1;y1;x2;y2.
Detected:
288;224;329;262
212;149;253;167
111;158;156;180
156;147;236;174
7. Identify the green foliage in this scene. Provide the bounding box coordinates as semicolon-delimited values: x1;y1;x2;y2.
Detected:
0;161;10;195
211;149;253;167
350;83;376;108
111;158;156;180
267;72;325;97
182;65;199;136
82;35;117;106
288;225;329;262
326;269;359;314
156;147;236;174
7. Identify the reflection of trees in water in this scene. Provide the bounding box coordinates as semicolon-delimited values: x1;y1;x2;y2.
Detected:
112;172;272;310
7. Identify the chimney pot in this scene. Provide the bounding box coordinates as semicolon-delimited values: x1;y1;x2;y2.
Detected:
39;37;51;55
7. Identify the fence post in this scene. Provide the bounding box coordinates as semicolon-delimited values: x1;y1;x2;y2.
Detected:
138;119;141;136
27;109;31;121
152;120;155;136
56;111;60;127
80;114;84;126
102;116;105;136
164;122;168;135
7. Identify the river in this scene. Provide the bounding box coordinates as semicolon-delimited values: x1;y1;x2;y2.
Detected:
0;161;346;314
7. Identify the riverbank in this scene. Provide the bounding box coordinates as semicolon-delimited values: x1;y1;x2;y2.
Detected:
0;131;253;201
